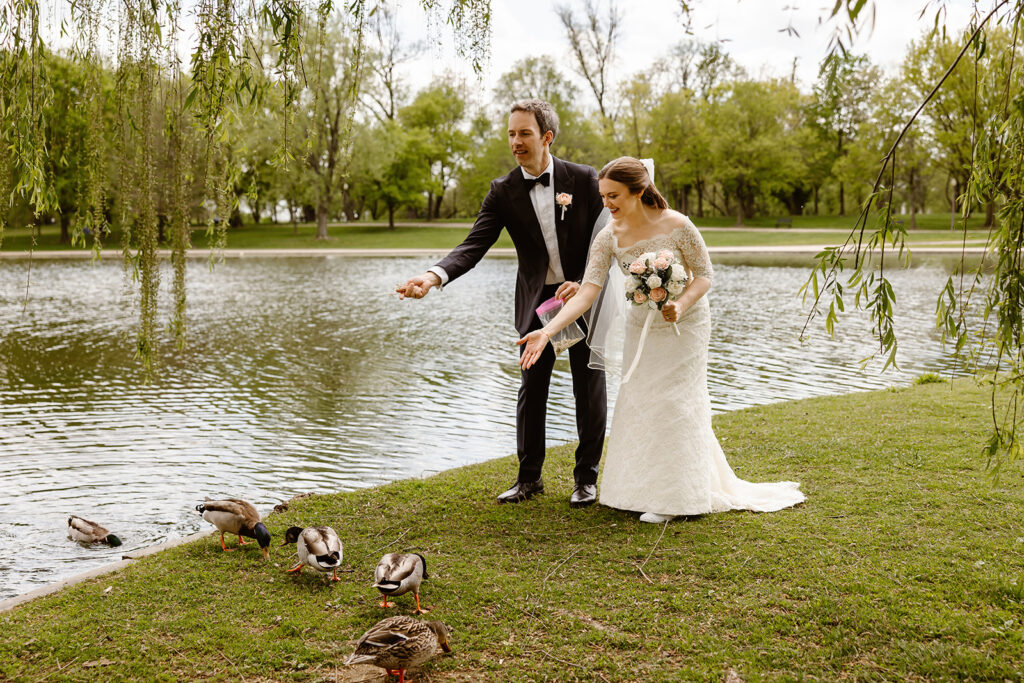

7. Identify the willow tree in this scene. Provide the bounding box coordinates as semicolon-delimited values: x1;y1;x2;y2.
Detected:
0;0;491;377
804;0;1024;467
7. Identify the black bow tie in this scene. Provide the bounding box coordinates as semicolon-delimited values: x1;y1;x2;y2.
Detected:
524;172;550;190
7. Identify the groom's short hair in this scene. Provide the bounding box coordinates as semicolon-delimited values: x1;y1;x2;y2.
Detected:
510;99;559;145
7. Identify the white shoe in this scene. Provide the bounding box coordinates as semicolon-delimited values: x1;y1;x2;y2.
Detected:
639;512;674;523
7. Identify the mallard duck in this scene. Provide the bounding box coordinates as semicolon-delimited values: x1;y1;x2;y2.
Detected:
67;515;122;547
282;526;343;581
195;498;270;559
374;552;429;613
345;615;451;683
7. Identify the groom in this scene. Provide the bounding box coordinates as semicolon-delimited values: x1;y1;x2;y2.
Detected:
396;99;607;507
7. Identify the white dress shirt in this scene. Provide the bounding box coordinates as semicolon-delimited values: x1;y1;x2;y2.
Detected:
523;156;565;285
429;155;565;287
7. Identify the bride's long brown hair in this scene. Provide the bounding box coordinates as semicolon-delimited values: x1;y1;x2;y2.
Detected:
598;157;668;209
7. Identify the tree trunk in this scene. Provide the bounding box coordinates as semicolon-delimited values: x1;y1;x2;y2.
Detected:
388;204;395;230
985;201;996;228
316;201;329;240
813;186;819;215
697;180;704;218
59;213;71;244
837;131;845;216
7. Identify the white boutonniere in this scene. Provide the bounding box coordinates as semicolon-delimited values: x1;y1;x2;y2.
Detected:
555;192;572;220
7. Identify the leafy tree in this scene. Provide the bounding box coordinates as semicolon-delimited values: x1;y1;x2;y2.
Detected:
645;89;707;215
365;121;430;228
301;11;369;240
706;78;803;224
399;80;471;219
805;1;1024;467
454;113;513;216
902;27;1018;227
809;52;880;216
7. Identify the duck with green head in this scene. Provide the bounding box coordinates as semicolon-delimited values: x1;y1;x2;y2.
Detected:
67;515;122;547
195;498;270;559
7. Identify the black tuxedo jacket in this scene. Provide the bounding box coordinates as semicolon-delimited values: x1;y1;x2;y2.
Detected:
435;157;605;336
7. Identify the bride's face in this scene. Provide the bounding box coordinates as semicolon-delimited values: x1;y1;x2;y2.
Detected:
599;178;641;219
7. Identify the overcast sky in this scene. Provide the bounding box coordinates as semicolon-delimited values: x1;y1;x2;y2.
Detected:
395;0;978;104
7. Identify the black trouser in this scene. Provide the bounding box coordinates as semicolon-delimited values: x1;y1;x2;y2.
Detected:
516;285;607;486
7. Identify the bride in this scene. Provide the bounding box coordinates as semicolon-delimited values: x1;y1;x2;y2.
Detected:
517;157;805;523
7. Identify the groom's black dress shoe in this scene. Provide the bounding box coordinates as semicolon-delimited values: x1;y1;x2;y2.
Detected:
496;479;544;504
570;484;597;508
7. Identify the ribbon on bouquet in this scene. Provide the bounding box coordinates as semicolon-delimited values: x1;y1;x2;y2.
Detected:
622;310;681;385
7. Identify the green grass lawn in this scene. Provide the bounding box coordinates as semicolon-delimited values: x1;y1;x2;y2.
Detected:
2;379;1022;681
0;214;990;253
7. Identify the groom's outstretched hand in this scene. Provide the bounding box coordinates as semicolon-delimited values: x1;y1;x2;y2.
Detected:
396;272;441;299
516;330;550;370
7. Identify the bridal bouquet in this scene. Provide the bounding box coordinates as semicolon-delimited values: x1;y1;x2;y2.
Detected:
620;250;689;384
624;250;688;310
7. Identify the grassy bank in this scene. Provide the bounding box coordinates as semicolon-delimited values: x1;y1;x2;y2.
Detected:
2;380;1022;681
0;215;989;253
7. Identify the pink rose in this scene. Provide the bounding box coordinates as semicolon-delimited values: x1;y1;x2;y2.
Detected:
653;257;671;270
633;291;648;304
656;250;673;262
649;287;667;302
555;192;572;207
629;259;646;274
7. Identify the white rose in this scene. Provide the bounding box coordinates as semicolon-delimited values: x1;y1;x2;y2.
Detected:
667;281;685;296
670;264;687;280
646;274;662;288
626;275;641;292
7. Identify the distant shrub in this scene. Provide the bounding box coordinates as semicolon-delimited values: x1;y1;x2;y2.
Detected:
914;373;948;385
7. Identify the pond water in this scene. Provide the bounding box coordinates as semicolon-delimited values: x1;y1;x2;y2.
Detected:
0;256;969;599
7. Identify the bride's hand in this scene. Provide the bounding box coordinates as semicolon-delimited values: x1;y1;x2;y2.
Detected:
515;330;551;369
661;300;682;323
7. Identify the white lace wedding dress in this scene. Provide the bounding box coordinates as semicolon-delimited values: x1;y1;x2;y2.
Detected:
582;217;805;517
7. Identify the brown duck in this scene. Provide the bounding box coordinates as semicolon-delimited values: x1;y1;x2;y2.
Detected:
195;498;270;559
345;615;451;683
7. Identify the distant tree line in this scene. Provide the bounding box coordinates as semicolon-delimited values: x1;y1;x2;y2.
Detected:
3;5;1018;239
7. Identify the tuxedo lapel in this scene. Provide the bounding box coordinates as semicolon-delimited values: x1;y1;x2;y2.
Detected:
507;171;548;255
553;158;576;271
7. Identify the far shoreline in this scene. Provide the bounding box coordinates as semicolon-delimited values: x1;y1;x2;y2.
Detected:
0;245;990;260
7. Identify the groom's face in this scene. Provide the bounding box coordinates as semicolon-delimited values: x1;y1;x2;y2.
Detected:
508;110;552;172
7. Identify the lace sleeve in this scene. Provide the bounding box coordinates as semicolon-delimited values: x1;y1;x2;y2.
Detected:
677;216;713;281
582;227;614;288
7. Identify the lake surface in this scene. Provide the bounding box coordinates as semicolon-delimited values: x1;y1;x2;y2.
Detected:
0;256;969;599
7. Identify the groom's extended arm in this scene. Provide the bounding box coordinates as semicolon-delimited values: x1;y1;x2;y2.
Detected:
396;182;504;299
